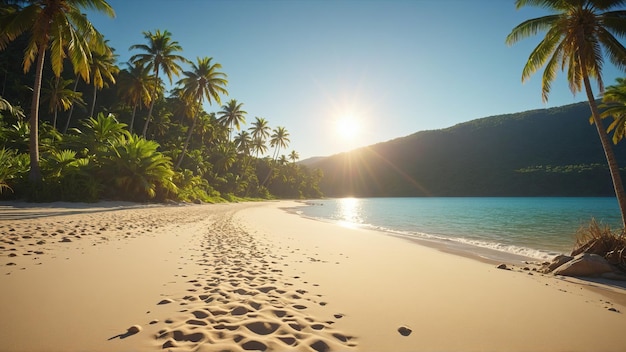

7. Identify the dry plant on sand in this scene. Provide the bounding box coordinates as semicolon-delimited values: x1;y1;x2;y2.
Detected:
572;219;626;271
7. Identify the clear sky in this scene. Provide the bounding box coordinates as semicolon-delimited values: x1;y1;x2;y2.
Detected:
86;0;625;160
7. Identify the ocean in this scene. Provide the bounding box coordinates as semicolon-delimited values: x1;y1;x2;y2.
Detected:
294;197;622;262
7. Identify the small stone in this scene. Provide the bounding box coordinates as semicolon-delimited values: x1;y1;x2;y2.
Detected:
608;307;620;313
60;238;72;243
127;325;141;334
398;326;412;336
496;263;507;270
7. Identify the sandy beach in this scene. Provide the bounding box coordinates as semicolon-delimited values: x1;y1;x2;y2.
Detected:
1;201;625;352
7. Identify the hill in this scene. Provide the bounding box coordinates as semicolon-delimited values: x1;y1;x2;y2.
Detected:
309;102;626;197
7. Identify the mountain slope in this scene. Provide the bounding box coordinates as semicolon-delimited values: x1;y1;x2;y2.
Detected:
310;102;626;197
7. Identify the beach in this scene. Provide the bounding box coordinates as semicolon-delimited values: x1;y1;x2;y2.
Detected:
1;201;625;352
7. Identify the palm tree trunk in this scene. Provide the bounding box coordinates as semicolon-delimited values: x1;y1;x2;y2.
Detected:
142;98;155;138
175;116;197;170
584;73;626;228
129;104;137;132
53;109;58;129
28;47;46;183
90;85;97;118
142;68;160;138
63;77;80;133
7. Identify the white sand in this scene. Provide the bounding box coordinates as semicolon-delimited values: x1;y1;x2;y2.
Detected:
1;201;625;351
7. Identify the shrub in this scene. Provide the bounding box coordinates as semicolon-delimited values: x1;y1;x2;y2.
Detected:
572;219;626;271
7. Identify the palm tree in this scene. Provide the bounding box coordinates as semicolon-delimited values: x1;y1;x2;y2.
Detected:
250;116;271;142
116;61;154;132
175;56;228;169
234;130;252;155
217;99;247;141
270;126;290;161
105;134;177;200
41;77;85;129
0;0;115;183
289;150;299;164
251;136;268;158
88;43;119;118
129;29;188;138
506;0;626;227
600;78;626;144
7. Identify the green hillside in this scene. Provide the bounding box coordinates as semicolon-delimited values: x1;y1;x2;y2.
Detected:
310;102;626;197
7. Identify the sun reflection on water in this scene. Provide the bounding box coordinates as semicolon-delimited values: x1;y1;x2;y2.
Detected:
336;197;363;228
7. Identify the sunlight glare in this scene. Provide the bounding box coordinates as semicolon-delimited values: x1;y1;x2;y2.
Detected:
337;197;362;228
335;115;361;141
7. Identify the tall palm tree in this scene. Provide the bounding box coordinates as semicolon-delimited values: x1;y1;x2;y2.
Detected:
234;130;252;155
116;61;155;132
251;136;268;158
129;29;188;138
599;78;626;144
88;43;118;118
270;126;290;161
175;56;228;169
506;0;626;227
41;77;85;129
0;0;115;183
249;116;271;142
288;150;299;164
217;99;247;141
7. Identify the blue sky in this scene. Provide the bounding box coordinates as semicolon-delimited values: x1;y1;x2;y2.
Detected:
86;0;625;160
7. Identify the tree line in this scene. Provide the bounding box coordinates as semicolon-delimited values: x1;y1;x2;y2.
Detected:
0;1;323;202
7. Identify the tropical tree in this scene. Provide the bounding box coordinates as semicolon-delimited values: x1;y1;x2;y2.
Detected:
251;136;268;158
175;56;228;169
289;150;299;163
80;112;130;155
270;126;290;160
250;116;271;142
103;134;177;200
234;130;252;155
87;43;118;118
600;78;626;144
0;94;24;119
116;61;155;132
129;29;188;137
41;77;84;129
0;0;114;183
506;0;626;227
217;99;246;141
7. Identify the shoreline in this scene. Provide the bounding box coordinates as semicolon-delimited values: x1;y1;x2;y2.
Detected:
1;200;625;351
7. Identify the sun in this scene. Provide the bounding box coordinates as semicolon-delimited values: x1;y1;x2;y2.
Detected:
335;115;361;141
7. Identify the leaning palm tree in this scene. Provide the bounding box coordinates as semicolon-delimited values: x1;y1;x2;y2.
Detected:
175;56;228;169
0;0;115;183
217;99;247;141
506;0;626;227
88;43;118;118
130;29;188;138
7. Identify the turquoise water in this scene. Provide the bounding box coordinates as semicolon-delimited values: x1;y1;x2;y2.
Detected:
297;197;622;260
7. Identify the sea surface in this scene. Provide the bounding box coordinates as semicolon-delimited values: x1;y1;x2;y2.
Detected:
295;197;622;261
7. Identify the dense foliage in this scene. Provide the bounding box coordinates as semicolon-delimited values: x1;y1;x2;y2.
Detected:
0;1;322;202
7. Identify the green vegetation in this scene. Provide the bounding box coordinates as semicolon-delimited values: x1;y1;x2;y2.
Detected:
0;1;322;203
573;220;626;272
